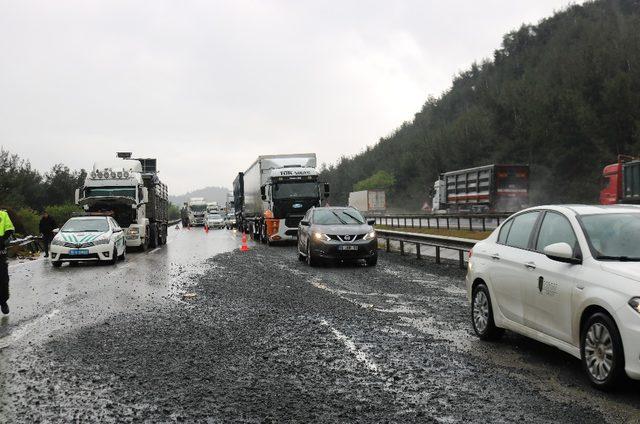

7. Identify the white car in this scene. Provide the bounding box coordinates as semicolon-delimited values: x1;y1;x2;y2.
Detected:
205;213;225;229
50;216;126;267
467;205;640;390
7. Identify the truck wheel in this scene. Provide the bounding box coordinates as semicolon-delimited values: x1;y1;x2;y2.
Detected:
149;225;158;248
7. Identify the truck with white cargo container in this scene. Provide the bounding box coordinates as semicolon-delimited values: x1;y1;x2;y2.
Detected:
187;197;207;226
234;154;329;243
75;152;169;250
348;190;386;214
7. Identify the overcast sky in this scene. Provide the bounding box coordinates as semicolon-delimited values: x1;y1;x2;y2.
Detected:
0;0;583;194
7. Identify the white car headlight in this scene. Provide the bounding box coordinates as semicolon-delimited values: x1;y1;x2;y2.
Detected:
314;232;331;242
629;298;640;314
51;238;65;246
93;236;111;245
363;230;376;240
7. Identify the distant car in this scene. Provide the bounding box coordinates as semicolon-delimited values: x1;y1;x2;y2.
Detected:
50;216;126;267
297;206;377;266
467;205;640;390
224;214;237;229
205;213;225;229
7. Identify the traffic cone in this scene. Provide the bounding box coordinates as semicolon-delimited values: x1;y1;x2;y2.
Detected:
205;224;209;233
240;232;249;251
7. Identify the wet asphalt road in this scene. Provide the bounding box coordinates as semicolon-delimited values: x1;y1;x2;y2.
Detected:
1;227;639;422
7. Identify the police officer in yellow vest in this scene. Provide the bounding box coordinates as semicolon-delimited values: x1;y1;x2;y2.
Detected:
0;208;15;315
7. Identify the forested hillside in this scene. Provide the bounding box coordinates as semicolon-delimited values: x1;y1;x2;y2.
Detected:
321;0;640;210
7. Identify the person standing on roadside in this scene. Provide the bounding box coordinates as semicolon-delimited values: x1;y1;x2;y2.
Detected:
39;211;57;258
0;207;15;315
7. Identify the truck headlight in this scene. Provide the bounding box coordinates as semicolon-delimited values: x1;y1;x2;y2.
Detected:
314;232;331;242
629;298;640;314
363;230;376;240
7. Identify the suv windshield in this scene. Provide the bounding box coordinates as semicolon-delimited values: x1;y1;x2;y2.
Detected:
314;209;365;225
273;182;318;199
62;218;110;233
581;213;640;260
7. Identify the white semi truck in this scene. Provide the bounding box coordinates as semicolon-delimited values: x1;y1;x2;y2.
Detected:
187;197;207;226
234;153;329;244
75;152;169;250
348;190;386;214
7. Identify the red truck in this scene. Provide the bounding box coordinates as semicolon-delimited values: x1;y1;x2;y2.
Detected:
600;155;640;205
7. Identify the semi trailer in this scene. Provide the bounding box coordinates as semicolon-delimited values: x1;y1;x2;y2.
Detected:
348;190;386;214
187;197;207;226
431;164;529;213
233;154;329;243
600;156;640;205
75;152;169;250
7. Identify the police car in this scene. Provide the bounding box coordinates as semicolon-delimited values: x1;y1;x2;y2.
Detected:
50;216;126;267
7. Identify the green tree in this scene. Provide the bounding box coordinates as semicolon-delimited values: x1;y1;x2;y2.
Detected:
354;171;396;191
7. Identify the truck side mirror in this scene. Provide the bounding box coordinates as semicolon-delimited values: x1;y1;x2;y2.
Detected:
75;188;80;204
260;186;266;201
323;183;330;198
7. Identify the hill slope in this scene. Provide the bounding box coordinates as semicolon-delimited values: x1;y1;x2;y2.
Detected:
321;0;640;210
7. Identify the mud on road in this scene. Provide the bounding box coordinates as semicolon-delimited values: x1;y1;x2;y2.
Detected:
2;236;640;422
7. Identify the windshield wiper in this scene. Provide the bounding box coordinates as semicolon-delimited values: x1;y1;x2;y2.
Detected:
596;255;640;262
331;211;348;225
342;211;364;224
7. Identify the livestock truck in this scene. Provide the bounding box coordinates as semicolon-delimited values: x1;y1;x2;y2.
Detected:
348;190;386;214
234;153;329;243
75;152;169;249
187;197;207;226
431;164;529;213
600;156;640;205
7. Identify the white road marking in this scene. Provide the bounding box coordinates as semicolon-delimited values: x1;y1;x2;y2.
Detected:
320;319;379;373
0;309;61;350
149;247;161;254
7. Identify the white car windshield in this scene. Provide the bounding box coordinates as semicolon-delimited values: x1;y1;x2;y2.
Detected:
581;213;640;260
62;218;109;233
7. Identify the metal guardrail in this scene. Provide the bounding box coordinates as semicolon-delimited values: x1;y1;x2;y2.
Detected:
370;213;511;232
376;229;477;269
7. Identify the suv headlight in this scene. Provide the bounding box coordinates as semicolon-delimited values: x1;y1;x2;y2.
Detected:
314;232;331;242
363;230;376;241
629;297;640;314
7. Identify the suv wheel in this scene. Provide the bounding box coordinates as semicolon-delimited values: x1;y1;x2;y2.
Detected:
471;283;504;341
581;312;625;390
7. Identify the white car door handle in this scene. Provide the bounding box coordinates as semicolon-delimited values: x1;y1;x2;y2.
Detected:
491;253;500;260
524;262;536;270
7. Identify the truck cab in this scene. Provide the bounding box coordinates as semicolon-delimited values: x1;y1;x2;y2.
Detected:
600;157;640;205
187;198;207;226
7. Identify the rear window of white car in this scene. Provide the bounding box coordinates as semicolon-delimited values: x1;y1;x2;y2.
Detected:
505;211;540;250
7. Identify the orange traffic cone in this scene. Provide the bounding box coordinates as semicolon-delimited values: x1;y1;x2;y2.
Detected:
205;225;209;233
240;232;249;251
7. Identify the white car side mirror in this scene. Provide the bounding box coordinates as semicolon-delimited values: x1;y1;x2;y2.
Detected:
543;242;581;264
53;228;60;234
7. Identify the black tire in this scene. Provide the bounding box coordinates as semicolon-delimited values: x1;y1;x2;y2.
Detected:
149;225;158;248
140;226;150;251
118;245;126;261
109;247;118;265
52;261;62;268
581;312;625;390
471;283;504;341
306;242;318;267
365;255;378;267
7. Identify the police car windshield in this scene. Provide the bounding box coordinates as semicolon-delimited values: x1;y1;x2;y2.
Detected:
62;218;109;233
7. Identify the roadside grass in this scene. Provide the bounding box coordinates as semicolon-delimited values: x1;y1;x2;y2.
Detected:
374;225;492;240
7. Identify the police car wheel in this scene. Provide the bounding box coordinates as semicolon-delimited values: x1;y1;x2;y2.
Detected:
52;261;62;268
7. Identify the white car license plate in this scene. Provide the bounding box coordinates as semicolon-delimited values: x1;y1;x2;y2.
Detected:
69;249;89;255
338;245;358;251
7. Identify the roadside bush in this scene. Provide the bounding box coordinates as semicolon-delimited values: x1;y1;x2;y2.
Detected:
45;203;81;228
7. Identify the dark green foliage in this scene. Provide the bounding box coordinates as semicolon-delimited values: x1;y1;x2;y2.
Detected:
321;0;640;210
354;171;396;191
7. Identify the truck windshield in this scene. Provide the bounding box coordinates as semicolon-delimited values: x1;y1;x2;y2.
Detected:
314;209;365;225
273;182;318;199
85;187;136;199
191;205;207;212
581;213;640;260
62;218;110;233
